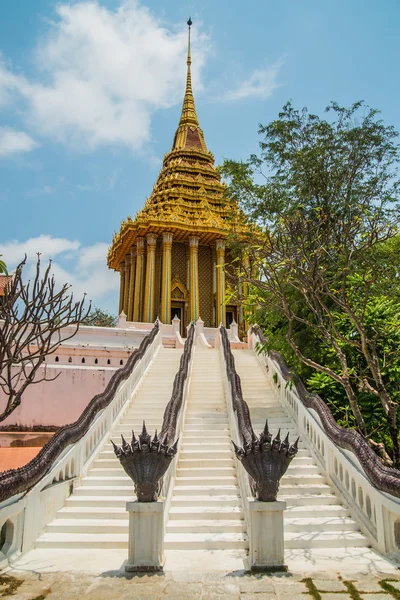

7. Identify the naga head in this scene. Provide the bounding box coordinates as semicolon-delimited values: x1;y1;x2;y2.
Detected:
112;421;178;502
232;420;299;502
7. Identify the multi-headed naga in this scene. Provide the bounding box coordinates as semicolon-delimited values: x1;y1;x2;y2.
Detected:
112;423;178;502
220;324;298;502
233;420;299;502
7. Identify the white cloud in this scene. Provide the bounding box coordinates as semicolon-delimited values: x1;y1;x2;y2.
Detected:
0;235;80;264
0;235;118;312
0;127;38;157
223;60;283;102
0;1;208;151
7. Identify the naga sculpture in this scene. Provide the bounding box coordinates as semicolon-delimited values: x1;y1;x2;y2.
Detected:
0;322;160;503
220;324;299;502
233;420;298;502
112;423;178;502
112;322;195;502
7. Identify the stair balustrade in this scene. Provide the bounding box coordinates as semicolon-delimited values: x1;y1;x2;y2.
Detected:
249;326;400;558
111;323;195;571
219;325;299;569
0;322;162;566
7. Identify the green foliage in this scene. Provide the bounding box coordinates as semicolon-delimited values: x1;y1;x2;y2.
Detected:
0;256;7;275
83;307;117;328
222;100;400;463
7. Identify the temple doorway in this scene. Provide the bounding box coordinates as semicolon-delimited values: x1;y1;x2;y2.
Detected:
171;301;185;336
226;306;238;328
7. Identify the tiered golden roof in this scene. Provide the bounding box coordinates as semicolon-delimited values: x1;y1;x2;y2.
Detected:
107;21;247;271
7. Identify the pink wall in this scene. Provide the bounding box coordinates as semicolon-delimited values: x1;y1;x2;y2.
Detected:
0;365;116;428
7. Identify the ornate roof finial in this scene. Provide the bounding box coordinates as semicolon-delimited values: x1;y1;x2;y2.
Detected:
175;18;199;131
187;17;192;66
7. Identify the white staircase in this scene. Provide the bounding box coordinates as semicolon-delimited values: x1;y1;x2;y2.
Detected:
34;347;183;550
165;348;248;550
232;349;369;550
32;343;367;555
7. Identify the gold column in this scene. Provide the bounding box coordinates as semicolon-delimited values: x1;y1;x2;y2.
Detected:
216;239;226;327
127;247;136;322
143;234;157;323
123;254;131;315
133;237;145;322
161;232;173;324
189;236;199;322
119;261;125;315
242;254;250;331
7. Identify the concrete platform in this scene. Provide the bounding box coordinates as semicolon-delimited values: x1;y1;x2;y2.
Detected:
10;545;399;577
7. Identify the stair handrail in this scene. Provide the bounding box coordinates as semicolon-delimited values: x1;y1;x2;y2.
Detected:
249;325;400;556
218;326;252;530
219;325;298;526
0;321;161;504
111;323;195;518
160;322;195;526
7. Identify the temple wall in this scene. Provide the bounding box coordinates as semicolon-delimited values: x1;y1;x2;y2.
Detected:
0;365;115;428
171;241;188;286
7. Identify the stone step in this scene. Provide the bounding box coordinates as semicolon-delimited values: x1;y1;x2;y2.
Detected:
65;496;131;508
178;458;235;468
35;533;128;549
164;532;248;550
181;442;232;450
176;468;236;477
278;493;339;506
168;506;244;520
73;486;133;496
170;496;242;507
184;424;230;431
80;477;129;487
182;434;231;441
284;517;359;533
46;519;128;534
285;505;349;518
184;418;229;424
175;476;238;486
58;507;127;520
172;486;240;497
280;474;327;485
278;483;333;495
92;459;124;468
166;520;246;534
284;531;368;549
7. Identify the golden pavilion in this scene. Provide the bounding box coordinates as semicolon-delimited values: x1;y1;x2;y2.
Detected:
107;20;248;332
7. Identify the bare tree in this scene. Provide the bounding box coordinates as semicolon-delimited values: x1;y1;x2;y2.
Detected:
0;255;91;422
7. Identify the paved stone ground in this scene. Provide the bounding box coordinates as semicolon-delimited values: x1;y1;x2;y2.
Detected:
2;570;400;600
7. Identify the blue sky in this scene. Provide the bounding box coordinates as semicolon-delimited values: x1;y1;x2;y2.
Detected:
0;0;399;313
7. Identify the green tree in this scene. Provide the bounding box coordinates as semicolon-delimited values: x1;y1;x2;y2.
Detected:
83;307;118;328
0;256;7;275
221;101;400;465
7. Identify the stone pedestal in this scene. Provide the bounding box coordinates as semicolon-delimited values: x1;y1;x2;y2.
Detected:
118;311;127;328
248;499;287;571
125;499;164;572
229;319;239;341
172;315;180;334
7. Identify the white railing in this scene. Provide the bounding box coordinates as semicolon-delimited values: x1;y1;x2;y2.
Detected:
0;327;162;567
249;330;400;558
218;330;252;534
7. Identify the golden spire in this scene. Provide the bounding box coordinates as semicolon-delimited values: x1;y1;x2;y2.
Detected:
178;17;199;128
